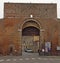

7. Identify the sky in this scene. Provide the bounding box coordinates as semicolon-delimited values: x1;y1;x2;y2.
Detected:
0;0;60;19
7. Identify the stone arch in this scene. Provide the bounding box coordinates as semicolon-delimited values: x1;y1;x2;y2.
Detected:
22;19;40;53
18;18;45;54
21;19;42;29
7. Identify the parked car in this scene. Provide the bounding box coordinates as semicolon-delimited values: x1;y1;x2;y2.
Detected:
24;49;33;53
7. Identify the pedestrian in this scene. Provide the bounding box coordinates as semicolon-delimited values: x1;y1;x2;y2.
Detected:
42;49;45;55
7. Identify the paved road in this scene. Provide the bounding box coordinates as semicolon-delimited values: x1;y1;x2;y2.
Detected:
0;52;60;63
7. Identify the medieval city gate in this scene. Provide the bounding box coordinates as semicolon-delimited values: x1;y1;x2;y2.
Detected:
0;3;58;56
19;19;45;55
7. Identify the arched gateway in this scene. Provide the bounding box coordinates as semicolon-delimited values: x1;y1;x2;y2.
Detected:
18;19;45;55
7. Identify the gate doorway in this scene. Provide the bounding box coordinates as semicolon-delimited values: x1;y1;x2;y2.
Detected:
22;20;40;55
22;26;40;53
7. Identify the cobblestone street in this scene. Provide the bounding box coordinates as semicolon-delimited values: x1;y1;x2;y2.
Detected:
0;52;60;63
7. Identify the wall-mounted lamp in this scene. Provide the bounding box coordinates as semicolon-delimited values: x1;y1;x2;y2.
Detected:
30;14;33;18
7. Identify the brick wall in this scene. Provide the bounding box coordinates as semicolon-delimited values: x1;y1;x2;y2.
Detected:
0;3;59;55
4;3;57;18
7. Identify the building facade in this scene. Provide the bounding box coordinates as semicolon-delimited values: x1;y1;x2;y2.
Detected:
0;3;60;55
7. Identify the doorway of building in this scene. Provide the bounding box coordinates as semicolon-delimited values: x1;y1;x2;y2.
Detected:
22;26;40;54
8;44;15;55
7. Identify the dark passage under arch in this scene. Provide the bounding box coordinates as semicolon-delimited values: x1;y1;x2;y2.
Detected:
22;26;40;36
22;26;40;53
